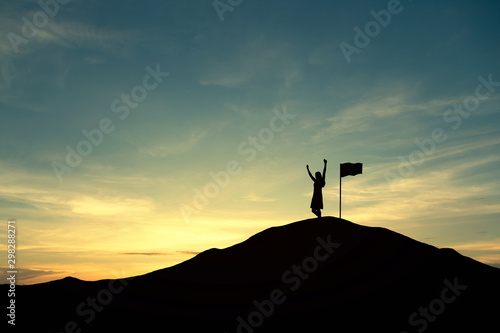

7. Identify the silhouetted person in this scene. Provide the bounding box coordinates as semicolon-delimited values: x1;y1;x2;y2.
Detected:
307;159;327;218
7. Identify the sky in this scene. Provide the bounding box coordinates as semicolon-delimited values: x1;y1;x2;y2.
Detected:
0;0;499;284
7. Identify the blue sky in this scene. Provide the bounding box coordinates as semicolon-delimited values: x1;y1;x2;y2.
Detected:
0;0;499;284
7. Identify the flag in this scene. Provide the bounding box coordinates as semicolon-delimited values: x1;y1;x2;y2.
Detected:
340;163;362;178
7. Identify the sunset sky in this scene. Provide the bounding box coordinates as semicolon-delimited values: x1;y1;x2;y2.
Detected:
1;0;499;284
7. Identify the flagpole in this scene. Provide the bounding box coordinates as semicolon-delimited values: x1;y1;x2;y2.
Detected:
339;165;342;219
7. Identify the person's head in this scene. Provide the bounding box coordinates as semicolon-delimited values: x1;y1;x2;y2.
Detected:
315;171;322;179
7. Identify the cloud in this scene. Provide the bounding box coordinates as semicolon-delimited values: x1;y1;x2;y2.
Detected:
69;196;154;216
0;267;67;285
308;79;496;146
448;249;500;269
244;192;277;203
198;35;301;90
176;251;202;255
0;164;70;212
118;251;201;256
384;137;500;189
127;128;210;158
13;18;141;57
0;11;147;112
84;54;106;64
311;90;422;143
119;252;170;256
199;71;250;87
450;240;500;252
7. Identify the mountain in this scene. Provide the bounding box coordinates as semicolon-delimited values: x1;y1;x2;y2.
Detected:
4;217;500;332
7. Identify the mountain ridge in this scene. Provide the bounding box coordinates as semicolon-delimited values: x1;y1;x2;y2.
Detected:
4;217;500;332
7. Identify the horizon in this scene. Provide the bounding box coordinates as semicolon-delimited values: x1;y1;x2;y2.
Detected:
5;216;500;286
1;0;500;285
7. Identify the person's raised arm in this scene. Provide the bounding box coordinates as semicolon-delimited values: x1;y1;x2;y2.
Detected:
306;165;315;181
322;159;327;180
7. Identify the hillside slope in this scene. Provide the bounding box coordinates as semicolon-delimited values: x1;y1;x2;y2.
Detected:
6;217;500;332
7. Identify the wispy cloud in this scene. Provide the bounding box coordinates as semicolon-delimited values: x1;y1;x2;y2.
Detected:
119;252;170;256
199;71;251;87
474;256;500;269
311;89;421;143
198;35;301;90
176;250;202;255
244;192;277;203
450;240;500;252
69;196;154;216
0;266;67;285
119;251;201;256
444;241;500;269
128;129;210;157
0;9;150;112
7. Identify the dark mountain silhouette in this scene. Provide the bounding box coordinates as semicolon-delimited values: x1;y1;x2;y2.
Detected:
4;217;500;332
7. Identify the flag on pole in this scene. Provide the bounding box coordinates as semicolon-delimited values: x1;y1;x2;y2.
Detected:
340;163;363;178
339;162;363;219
